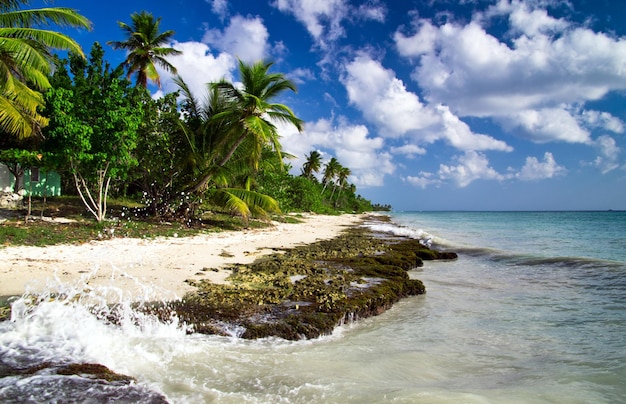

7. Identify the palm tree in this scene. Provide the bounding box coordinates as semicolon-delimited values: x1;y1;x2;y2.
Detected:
322;157;340;194
107;11;181;88
301;150;321;180
335;165;352;203
173;74;284;222
0;0;91;139
190;59;304;193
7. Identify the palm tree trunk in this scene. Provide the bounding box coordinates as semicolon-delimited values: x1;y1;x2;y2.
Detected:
190;130;248;193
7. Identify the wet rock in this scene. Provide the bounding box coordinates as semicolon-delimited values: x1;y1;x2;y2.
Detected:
147;215;456;340
0;361;169;403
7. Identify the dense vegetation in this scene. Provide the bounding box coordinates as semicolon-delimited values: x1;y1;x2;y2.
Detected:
0;4;384;226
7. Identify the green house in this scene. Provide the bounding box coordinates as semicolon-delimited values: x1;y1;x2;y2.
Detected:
0;165;62;197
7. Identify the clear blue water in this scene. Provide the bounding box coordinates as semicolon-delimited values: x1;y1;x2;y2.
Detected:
1;211;625;403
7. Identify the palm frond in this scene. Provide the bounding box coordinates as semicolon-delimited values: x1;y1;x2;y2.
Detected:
0;8;92;30
213;187;280;219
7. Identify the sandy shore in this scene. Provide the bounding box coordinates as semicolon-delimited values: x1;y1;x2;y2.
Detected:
0;214;365;302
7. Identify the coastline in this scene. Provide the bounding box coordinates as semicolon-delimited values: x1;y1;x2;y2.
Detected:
0;213;366;302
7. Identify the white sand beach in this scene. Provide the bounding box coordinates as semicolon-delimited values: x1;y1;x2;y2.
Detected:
0;214;365;302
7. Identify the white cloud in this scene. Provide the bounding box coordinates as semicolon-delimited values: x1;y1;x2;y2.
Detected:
406;151;507;189
581;110;625;134
516;152;567;180
405;150;569;189
209;0;228;19
591;135;621;174
272;0;385;49
342;55;512;152
437;105;513;151
272;0;348;48
501;108;590;143
279;117;394;187
390;144;427;158
155;41;236;100
395;20;438;57
405;172;438;189
202;15;269;63
356;2;386;22
484;0;569;37
438;151;504;187
288;67;315;84
342;55;439;139
395;1;626;145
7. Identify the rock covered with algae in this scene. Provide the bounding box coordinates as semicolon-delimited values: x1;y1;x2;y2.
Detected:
149;215;457;340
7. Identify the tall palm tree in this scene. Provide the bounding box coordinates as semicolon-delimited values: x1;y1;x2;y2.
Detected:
322;157;340;194
190;59;304;193
0;0;91;139
301;150;321;180
107;11;181;88
335;165;352;202
174;75;282;221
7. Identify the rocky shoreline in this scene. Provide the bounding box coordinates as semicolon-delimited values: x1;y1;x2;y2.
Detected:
145;215;458;340
0;214;457;402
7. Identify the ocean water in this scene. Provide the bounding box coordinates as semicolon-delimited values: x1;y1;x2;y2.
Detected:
1;211;625;403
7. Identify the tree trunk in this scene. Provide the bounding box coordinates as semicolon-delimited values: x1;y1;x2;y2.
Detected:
72;162;111;222
190;131;249;193
7;163;26;194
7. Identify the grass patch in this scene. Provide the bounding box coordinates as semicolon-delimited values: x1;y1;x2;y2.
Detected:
1;196;279;248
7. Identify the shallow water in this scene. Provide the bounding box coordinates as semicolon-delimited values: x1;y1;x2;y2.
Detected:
1;211;625;403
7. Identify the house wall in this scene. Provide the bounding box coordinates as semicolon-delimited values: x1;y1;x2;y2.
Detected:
0;164;12;191
0;164;62;196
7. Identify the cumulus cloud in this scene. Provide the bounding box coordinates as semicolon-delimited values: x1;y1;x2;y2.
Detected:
288;67;316;84
501;108;590;143
405;151;505;189
405;172;438;189
209;0;228;19
394;0;626;145
591;135;621;174
404;149;569;188
342;55;438;138
483;0;569;36
437;105;512;151
438;151;505;187
278;117;394;187
516;152;567;180
155;41;236;99
581;111;625;134
202;15;269;63
341;55;512;152
272;0;385;49
272;0;348;48
390;144;427;158
356;2;386;22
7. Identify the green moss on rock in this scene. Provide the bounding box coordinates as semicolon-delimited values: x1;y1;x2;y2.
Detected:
148;215;456;340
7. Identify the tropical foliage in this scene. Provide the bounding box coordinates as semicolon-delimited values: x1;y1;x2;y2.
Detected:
107;11;181;88
301;150;322;180
0;0;90;139
43;43;145;222
0;9;383;224
189;60;304;193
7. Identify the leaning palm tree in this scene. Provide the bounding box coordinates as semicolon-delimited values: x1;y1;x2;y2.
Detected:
190;60;304;193
334;165;352;202
321;157;340;194
107;11;181;88
0;0;91;139
301;150;322;180
174;74;285;222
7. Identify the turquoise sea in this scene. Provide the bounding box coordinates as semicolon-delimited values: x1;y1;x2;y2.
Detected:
1;211;625;403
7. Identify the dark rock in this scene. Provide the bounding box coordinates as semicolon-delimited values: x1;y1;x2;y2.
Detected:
144;215;456;340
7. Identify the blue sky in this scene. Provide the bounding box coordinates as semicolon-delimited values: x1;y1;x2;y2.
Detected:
37;0;626;210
